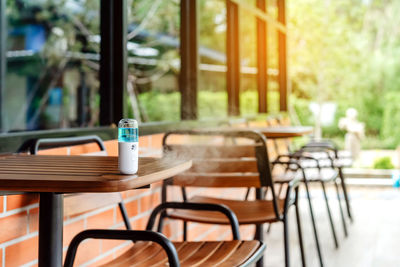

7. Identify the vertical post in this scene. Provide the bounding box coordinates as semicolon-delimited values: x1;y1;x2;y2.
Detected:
100;0;127;126
77;69;88;126
38;193;64;267
0;0;5;131
226;0;240;116
180;0;198;120
256;0;268;113
277;0;287;111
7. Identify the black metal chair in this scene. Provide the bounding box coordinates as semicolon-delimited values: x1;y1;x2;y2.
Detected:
64;202;266;267
300;140;353;222
159;129;305;267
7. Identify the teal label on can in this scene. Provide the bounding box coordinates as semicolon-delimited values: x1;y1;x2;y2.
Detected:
118;128;138;142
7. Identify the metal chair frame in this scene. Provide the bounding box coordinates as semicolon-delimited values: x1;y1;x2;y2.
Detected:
161;129;305;267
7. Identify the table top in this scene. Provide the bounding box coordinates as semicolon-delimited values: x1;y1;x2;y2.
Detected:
250;126;313;139
0;155;192;193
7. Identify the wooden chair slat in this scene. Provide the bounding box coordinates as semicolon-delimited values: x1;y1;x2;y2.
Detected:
172;241;205;263
218;241;262;267
168;196;285;225
180;241;222;267
132;242;187;267
190;159;258;173
172;173;261;188
199;240;242;266
103;242;153;267
166;144;259;159
101;241;263;267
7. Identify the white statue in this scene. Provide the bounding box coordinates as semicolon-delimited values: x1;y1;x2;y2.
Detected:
338;108;365;160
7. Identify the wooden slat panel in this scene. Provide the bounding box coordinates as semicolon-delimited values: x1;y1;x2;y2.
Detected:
190;159;258;173
167;144;258;158
200;240;241;266
0;155;192;192
132;242;187;267
169;196;283;225
173;173;261;188
181;241;222;267
219;241;261;267
102;241;262;267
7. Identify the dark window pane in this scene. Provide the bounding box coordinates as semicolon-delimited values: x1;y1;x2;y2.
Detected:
4;0;100;132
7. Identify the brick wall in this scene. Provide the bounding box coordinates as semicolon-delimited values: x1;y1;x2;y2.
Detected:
0;133;255;267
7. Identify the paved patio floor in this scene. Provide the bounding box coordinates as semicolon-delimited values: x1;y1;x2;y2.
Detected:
263;185;400;267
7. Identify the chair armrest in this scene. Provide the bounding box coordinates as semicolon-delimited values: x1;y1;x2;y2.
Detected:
146;202;241;240
64;229;179;267
301;142;338;158
273;153;322;169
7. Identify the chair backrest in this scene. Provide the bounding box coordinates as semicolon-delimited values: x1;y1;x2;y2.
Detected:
27;135;123;217
163;130;276;190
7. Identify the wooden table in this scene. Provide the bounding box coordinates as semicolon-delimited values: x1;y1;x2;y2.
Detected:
0;155;192;267
249;126;313;139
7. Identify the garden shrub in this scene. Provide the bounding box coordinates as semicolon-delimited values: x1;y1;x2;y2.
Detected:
373;156;394;170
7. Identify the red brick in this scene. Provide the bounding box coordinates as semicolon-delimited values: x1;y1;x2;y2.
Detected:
101;239;128;253
139;136;150;148
150;134;164;149
125;188;147;198
70;143;101;155
37;147;68;155
119;199;138;220
74;239;102;266
0;212;28;243
86;208;115;229
130;217;148;230
63;219;85;247
28;207;39;233
139;193;160;213
104;140;118;156
163;219;183;239
0;196;3;213
5;235;38;266
87;253;115;267
6;194;39;211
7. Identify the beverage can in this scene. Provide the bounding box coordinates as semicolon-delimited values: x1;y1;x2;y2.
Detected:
118;119;139;174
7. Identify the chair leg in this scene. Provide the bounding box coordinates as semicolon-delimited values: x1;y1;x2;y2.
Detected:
338;167;353;222
321;181;339;249
335;180;348;237
157;213;165;233
266;223;272;233
255;224;264;267
303;181;324;267
183;221;187;241
283;214;290;267
266;184;284;234
295;195;306;267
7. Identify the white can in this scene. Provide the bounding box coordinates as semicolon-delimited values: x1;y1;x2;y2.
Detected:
118;119;139;174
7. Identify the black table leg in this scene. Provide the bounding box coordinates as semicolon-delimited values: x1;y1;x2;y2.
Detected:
39;193;64;267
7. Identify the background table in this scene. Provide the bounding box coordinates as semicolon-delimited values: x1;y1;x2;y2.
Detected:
250;126;313;139
0;155;192;267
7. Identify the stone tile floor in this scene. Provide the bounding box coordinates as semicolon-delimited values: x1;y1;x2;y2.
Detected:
263;185;400;267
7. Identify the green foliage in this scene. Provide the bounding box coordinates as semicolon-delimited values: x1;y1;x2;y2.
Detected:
288;0;400;149
138;92;180;122
373;156;394;170
381;92;400;148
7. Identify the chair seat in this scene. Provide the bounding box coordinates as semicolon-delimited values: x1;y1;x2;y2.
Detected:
101;240;264;267
168;196;285;225
274;168;338;183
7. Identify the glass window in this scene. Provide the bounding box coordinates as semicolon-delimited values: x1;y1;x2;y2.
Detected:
126;0;180;122
4;0;100;132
